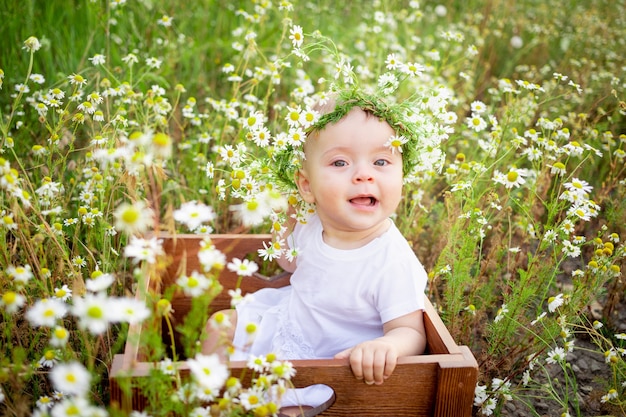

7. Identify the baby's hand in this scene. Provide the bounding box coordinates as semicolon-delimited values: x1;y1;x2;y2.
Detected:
334;339;398;385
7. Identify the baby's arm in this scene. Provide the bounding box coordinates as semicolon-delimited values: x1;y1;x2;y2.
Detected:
334;309;426;385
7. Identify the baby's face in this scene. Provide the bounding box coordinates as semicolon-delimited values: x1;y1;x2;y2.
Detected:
297;108;403;242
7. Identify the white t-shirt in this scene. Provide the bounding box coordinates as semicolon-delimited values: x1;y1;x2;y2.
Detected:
231;214;427;360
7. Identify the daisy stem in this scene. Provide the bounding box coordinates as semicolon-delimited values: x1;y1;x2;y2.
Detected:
163;313;178;362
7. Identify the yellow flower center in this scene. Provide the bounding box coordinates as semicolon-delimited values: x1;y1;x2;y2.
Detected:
121;207;140;224
507;171;519;182
87;305;103;319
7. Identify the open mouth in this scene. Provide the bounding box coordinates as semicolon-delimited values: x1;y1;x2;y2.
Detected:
349;196;378;206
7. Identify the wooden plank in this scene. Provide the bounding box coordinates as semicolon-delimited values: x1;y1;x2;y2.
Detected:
109;234;478;416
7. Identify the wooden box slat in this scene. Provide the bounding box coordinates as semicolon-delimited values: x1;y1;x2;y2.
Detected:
109;234;478;416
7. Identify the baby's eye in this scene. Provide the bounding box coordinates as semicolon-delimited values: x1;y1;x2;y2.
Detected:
332;160;347;167
374;159;389;166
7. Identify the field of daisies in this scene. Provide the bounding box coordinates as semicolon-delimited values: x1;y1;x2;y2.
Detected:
1;1;625;416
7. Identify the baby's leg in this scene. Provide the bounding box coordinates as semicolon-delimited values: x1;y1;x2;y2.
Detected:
201;309;237;360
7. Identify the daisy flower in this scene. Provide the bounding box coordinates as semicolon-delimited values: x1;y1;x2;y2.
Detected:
493;167;527;189
36;395;54;410
23;36;41;52
601;389;618;403
187;353;229;391
385;53;401;70
401;62;424;77
173;201;216;231
53;284;72;302
177;270;212;298
38;349;60;368
548;293;564;312
71;293;112;335
89;54;106;65
227;258;259;277
114;200;155;235
1;291;26;314
289;25;304;48
7;264;34;284
159;357;177;375
385;135;408;154
494;303;508;323
50;326;70;347
49;361;91;397
157;14;173;27
228;288;255;308
124;236;164;264
1;212;17;230
240;387;266;411
298;108;319;129
197;242;227;272
231;197;271;227
67;73;87;86
546;347;566;364
208;310;232;330
26;298;68;328
564;178;593;198
466;114;487;132
113;297;151;324
85;271;115;293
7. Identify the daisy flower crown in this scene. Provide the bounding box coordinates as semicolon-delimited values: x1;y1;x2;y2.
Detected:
271;83;446;193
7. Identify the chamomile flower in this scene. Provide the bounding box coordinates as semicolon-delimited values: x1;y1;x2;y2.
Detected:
466;113;487;132
240;387;266;411
89;54;106;65
401;62;424;77
177;270;212;298
23;36;42;52
173;201;216;231
1;291;26;314
231;197;272;227
208;310;232;330
157;14;174;27
227;258;259;277
36;395;54;410
289;25;304;48
67;73;87;86
111;297;151;325
85;270;115;293
548;293;564;312
71;293;112;335
385;135;409;154
384;53;401;70
38;349;61;368
26;298;68;328
114;200;155;235
1;212;17;230
546;347;566;364
493;168;527;189
187;353;229;391
50;326;70;347
49;361;91;397
494;303;508;323
51;285;72;302
600;389;618;403
7;264;34;284
159;357;177;375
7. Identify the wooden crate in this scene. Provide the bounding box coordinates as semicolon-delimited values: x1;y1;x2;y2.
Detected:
109;234;478;416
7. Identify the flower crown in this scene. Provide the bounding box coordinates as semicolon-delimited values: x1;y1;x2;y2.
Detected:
271;82;447;194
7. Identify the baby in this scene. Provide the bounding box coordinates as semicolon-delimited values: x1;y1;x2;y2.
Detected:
204;98;428;414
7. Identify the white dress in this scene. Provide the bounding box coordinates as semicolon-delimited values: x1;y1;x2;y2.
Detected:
231;214;427;361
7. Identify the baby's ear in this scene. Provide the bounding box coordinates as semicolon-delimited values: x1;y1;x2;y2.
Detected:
295;169;315;204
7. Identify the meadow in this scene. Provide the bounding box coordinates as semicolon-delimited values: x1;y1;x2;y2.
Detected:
0;0;625;416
